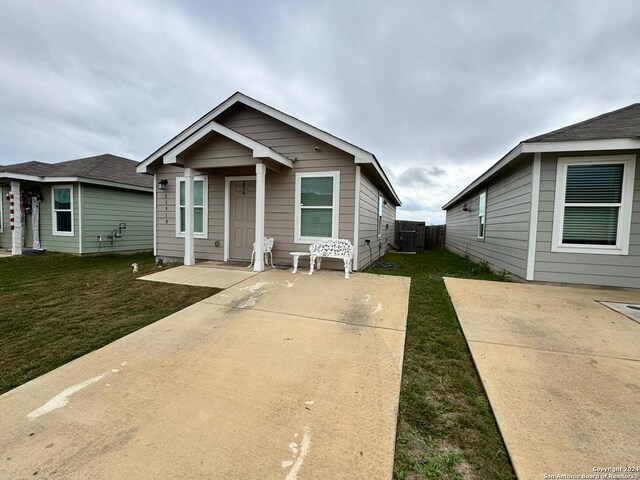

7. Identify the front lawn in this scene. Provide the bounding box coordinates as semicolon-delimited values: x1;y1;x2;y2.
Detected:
371;250;515;480
0;252;218;395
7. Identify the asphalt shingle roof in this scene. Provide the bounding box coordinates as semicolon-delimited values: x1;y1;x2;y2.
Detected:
1;154;152;188
526;103;640;142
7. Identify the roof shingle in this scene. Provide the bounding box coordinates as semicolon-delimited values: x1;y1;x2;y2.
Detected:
1;154;152;188
526;103;640;142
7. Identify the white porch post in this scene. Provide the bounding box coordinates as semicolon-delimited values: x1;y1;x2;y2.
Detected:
254;162;266;272
10;181;22;256
184;168;195;266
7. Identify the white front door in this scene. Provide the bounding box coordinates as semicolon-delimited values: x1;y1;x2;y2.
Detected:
229;180;256;260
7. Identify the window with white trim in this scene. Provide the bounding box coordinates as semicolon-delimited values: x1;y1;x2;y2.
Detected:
477;190;486;239
377;194;384;237
52;185;74;236
294;171;340;242
176;176;208;238
552;155;636;255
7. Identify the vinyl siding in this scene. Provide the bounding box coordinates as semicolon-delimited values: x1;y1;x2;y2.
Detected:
534;150;640;287
446;159;533;278
155;105;357;270
357;171;396;270
81;184;153;254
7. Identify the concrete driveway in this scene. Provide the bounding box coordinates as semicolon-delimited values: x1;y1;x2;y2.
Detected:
0;269;410;480
445;278;640;480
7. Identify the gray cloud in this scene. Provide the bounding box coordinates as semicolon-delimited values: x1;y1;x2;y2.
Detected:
396;166;447;189
2;0;640;224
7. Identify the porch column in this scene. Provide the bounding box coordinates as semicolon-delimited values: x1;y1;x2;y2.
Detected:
10;181;22;256
254;162;266;272
184;168;195;266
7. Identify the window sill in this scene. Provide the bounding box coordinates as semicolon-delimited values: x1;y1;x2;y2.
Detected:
295;236;334;244
551;244;626;255
176;233;208;240
53;231;74;237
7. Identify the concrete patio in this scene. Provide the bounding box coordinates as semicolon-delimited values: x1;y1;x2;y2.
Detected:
445;278;640;480
0;268;410;479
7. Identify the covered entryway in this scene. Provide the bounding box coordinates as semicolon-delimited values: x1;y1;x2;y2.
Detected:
228;178;256;261
150;121;292;272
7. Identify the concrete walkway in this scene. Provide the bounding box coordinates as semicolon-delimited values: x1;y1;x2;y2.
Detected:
445;278;640;480
0;269;410;479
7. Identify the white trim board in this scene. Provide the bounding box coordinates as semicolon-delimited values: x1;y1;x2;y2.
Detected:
526;153;541;280
78;183;83;254
223;175;256;262
353;166;361;271
153;173;157;256
443;137;640;210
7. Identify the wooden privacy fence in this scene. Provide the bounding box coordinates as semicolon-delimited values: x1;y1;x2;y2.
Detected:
394;221;446;252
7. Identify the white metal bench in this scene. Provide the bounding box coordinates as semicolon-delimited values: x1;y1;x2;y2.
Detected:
290;238;354;279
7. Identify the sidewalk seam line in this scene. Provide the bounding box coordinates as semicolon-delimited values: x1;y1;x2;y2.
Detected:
467;339;640;363
201;300;406;332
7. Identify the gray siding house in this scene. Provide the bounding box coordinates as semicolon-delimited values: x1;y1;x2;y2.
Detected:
0;154;153;255
137;92;401;271
443;103;640;288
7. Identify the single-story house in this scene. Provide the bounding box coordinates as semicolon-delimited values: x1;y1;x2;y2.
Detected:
0;154;153;255
443;103;640;288
136;92;401;271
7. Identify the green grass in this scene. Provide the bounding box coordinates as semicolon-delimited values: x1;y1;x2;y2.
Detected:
0;252;218;395
369;250;516;480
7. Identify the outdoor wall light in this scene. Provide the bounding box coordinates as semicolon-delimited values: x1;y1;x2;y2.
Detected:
158;179;168;191
462;203;471;212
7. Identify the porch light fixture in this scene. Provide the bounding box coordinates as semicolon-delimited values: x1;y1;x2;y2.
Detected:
158;179;168;191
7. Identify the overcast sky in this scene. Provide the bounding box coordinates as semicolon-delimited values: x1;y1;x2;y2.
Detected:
2;1;640;223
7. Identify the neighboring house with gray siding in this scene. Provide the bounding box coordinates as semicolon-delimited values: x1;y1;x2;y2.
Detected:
0;154;153;255
443;103;640;288
137;92;401;272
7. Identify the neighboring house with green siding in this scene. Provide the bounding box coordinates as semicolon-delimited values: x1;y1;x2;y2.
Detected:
136;92;401;272
443;103;640;288
0;154;153;255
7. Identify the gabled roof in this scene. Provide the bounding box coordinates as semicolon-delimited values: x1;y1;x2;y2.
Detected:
443;103;640;210
137;92;401;205
0;154;152;189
